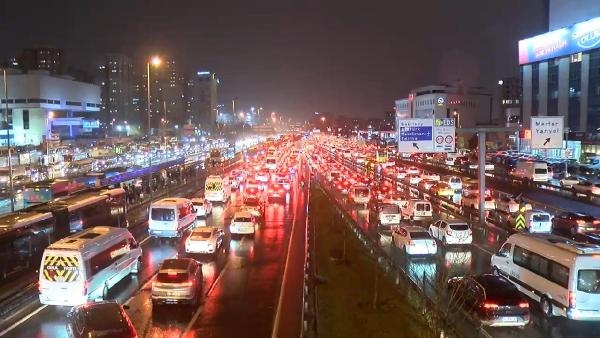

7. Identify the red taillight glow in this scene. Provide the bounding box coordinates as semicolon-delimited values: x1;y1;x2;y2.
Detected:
569;291;576;308
577;220;586;225
594;220;600;225
518;302;529;308
483;302;499;309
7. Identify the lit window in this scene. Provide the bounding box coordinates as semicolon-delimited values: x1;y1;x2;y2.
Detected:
570;52;582;63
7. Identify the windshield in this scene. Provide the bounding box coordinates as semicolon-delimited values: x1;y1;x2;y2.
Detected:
410;231;431;239
416;203;431;211
578;270;600;294
190;231;212;240
381;205;400;214
450;178;461;183
534;168;547;174
235;217;252;222
355;188;369;196
532;214;550;222
151;208;176;221
449;223;469;231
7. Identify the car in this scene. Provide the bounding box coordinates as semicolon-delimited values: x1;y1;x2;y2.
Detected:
432;182;455;197
335;180;352;194
559;175;582;188
185;226;225;254
382;193;408;208
377;203;402;226
462;182;491;197
229;211;257;235
447;274;530;328
191;197;213;218
572;180;600;195
417;179;437;190
277;178;291;190
255;169;271;182
151;258;203;307
552;211;600;235
407;167;420;175
461;193;495;210
66;301;137;338
391;225;437;256
405;174;422;185
267;183;287;202
245;179;263;191
229;176;240;189
421;171;440;181
396;169;408;179
240;202;265;220
429;220;472;245
494;196;520;213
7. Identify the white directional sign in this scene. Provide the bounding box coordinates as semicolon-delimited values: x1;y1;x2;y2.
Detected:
397;118;434;153
531;116;564;149
434;118;456;153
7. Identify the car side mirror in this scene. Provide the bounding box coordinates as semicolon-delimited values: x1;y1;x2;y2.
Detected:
496;251;508;258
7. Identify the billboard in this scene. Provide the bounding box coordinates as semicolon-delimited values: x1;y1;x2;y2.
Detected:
518;16;600;65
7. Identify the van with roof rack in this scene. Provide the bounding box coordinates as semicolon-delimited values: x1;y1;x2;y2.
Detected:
491;233;600;321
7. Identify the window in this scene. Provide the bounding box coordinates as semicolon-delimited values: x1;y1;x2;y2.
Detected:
151;208;175;221
23;110;29;130
89;239;130;275
13;99;26;104
578;270;600;293
513;245;569;288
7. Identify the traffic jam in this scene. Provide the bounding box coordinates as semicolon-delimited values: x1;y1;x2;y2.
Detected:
308;134;600;337
0;135;308;338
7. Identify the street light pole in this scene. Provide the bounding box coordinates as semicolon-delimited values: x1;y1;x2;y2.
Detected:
3;69;14;212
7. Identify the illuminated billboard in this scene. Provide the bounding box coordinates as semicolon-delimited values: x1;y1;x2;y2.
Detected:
518;16;600;65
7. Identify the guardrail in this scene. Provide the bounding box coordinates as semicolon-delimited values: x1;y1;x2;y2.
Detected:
301;178;318;338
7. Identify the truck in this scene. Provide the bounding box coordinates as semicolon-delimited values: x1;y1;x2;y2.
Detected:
511;161;548;182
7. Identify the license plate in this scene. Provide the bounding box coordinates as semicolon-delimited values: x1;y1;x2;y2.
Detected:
501;317;518;322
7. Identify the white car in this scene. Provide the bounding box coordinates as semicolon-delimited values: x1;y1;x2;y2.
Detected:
382;194;408;208
377;203;402;226
185;226;225;254
495;196;519;213
229;211;257;235
191;198;213;218
559;175;581;188
391;226;437;256
429;220;472;245
572;180;600;195
246;179;263;191
405;174;422;185
240;203;264;220
407;167;420;175
421;171;440;182
277;178;291;191
461;193;496;210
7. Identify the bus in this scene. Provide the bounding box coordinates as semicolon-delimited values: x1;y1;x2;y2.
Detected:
492;233;600;321
39;226;142;306
0;188;128;283
23;179;84;203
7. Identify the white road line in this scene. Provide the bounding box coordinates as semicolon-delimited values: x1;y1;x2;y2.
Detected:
138;235;151;245
270;173;302;338
0;304;48;337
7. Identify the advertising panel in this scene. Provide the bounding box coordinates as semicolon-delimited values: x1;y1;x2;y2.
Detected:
518;16;600;65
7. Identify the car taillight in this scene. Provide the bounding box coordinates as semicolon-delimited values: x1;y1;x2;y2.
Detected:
577;220;586;225
483;302;498;309
518;302;529;308
408;241;415;246
594;220;600;225
569;291;576;308
279;188;285;193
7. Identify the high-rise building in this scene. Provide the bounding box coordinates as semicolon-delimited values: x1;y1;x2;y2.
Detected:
96;53;134;126
519;1;600;133
185;71;219;130
495;77;521;127
18;47;65;75
161;60;186;126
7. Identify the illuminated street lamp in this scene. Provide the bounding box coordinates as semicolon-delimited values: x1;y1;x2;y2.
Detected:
147;55;161;200
2;68;14;212
46;111;54;163
453;110;461;128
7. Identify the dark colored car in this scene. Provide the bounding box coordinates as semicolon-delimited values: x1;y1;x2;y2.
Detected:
552;212;600;235
447;274;530;327
66;301;137;338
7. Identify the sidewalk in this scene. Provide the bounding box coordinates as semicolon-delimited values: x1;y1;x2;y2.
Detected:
312;187;430;338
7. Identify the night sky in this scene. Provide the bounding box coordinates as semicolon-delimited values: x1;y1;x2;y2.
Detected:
1;0;546;119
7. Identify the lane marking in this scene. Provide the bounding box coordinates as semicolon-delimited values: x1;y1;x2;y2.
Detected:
0;304;48;337
270;166;304;338
138;235;151;245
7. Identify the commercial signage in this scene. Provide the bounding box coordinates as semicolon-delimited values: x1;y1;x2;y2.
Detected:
82;120;100;129
530;116;564;149
397;118;456;153
434;118;456;153
397;118;434;153
519;16;600;65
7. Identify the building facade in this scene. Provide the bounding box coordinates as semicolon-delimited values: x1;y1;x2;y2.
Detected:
0;70;101;146
185;71;218;130
396;83;493;128
96;53;134;126
520;4;600;133
18;47;65;75
495;77;521;127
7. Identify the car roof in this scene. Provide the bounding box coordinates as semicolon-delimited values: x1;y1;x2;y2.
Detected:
77;301;127;331
191;226;217;233
160;258;193;270
234;211;253;217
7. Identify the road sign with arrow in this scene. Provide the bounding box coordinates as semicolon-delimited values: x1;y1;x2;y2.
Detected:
514;213;526;230
397;118;434;153
531;116;564;149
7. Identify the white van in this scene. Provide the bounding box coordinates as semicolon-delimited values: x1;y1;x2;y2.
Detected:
378;203;401;226
148;198;195;238
348;184;371;205
443;175;463;192
491;233;600;321
402;199;433;221
512;161;549;182
230;211;256;235
39;226;142;306
204;175;232;202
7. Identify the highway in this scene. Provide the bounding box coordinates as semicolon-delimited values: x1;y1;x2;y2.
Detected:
316;144;600;338
0;149;307;338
